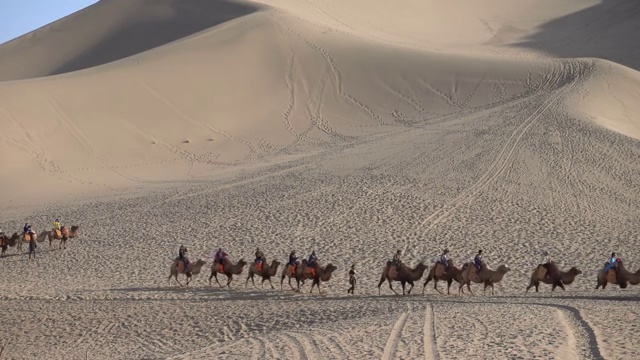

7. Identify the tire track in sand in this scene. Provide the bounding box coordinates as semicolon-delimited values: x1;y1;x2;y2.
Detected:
424;304;438;360
420;73;581;233
381;307;410;360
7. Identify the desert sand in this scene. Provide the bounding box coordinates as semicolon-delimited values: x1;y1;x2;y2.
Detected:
1;0;639;359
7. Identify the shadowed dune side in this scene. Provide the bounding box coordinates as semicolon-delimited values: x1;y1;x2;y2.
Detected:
516;0;640;72
0;0;260;81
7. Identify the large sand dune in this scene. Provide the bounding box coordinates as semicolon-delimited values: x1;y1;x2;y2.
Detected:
1;0;639;359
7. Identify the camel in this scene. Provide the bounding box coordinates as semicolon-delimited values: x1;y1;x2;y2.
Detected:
296;261;337;294
422;259;464;295
280;262;304;290
526;262;582;293
377;261;428;295
168;258;207;286
46;225;80;250
209;258;247;287
596;260;640;289
1;233;20;257
246;259;281;289
459;262;510;295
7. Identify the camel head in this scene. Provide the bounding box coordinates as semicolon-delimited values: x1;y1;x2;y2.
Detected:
70;225;79;232
272;259;281;267
416;262;428;271
238;259;248;267
324;263;337;273
497;265;511;274
195;259;207;266
568;267;582;276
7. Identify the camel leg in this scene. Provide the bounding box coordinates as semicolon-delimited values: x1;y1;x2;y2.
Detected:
268;278;274;289
434;279;444;295
288;277;295;291
388;279;398;295
446;279;453;295
525;281;534;293
186;275;191;286
226;275;233;288
214;273;223;288
466;282;474;296
422;275;433;295
401;281;406;296
377;275;386;295
407;281;414;295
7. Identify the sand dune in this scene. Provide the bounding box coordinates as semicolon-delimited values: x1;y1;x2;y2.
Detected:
1;0;639;359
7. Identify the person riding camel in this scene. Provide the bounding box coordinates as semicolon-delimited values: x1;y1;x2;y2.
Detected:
214;248;228;271
474;250;483;272
255;247;265;271
604;252;620;272
178;245;190;271
288;251;299;270
23;223;30;234
307;250;319;276
391;250;402;268
53;219;61;230
439;249;450;273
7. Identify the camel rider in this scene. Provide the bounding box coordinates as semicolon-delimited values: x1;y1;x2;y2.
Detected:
288;251;298;268
604;252;619;271
439;249;450;270
254;247;265;270
178;245;190;268
474;250;483;272
392;250;402;268
214;248;228;265
255;247;265;264
23;223;30;234
53;219;61;231
307;250;318;269
540;250;550;265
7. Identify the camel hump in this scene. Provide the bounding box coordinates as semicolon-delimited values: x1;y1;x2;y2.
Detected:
434;263;446;277
605;269;617;283
533;266;547;279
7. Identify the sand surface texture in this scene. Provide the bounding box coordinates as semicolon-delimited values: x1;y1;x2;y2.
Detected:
1;0;639;359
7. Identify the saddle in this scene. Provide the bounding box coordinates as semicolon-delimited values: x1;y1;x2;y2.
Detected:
434;263;447;277
55;229;62;237
307;266;317;277
256;262;263;271
24;233;33;241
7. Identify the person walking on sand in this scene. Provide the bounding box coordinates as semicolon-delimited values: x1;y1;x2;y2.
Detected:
28;236;37;260
347;264;357;294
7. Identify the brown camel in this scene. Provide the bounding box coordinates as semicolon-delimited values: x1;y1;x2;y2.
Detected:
168;258;207;286
596;260;640;289
1;233;20;257
422;259;464;295
377;261;428;295
47;226;80;250
246;259;281;289
306;263;337;294
459;262;510;295
209;258;247;287
280;262;305;290
526;262;582;293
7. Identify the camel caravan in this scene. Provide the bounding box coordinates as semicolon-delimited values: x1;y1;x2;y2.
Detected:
167;245;640;296
0;220;80;258
169;247;338;294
